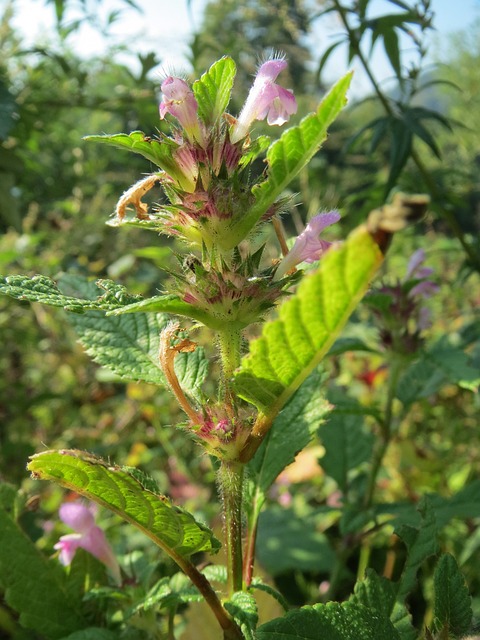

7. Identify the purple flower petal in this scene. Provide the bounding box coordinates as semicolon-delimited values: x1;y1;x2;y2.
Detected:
59;502;95;534
54;533;83;565
160;77;205;146
55;500;121;584
275;211;340;279
231;58;297;143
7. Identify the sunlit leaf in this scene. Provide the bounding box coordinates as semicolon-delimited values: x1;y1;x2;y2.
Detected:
28;450;220;558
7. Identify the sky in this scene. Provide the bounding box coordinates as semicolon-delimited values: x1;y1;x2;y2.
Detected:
8;0;480;96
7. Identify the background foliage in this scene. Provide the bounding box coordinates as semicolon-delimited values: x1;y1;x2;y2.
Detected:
0;0;479;638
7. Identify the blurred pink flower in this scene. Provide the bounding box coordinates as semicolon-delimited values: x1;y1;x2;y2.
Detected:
230;58;297;143
275;211;340;279
54;501;121;584
404;249;439;300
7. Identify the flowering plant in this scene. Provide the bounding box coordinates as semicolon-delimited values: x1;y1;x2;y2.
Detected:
1;56;457;640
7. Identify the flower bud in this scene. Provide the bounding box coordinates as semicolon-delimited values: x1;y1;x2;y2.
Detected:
160;76;206;147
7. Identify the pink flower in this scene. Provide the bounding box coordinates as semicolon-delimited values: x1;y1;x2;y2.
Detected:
230;58;297;143
54;501;121;584
160;76;206;147
404;249;439;299
274;211;340;280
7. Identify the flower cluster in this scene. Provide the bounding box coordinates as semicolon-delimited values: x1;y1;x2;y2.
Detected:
148;57;297;252
367;248;439;353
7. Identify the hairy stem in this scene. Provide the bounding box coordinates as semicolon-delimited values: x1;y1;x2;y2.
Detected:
218;327;242;416
218;461;245;595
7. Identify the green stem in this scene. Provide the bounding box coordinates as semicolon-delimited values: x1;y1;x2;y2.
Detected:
218;327;242;412
332;0;480;271
219;461;245;596
364;357;403;508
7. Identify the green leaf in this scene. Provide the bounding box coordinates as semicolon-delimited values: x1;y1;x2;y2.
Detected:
386;117;412;194
68;309;208;393
225;591;258;640
250;579;289;612
0;275;141;313
234;227;383;415
382;29;401;79
60;629;117;640
433;553;472;637
27;450;221;558
0;79;16;140
84;131;179;175
226;72;353;248
246;368;330;509
256;600;401;639
57;276;209;394
256;506;335;576
133;566;226;613
193;56;236;125
351;569;396;619
394;496;439;602
350;569;416;639
106;293;220;328
390;602;417;640
0;504;86;639
397;337;480;405
318;410;374;492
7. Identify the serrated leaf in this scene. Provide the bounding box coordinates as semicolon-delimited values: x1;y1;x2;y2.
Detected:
256;600;401;639
390;602;417;640
106;293;219;328
394;496;438;602
28;450;220;558
247;368;330;507
84;131;179;175
351;569;396;619
433;553;472;637
225;591;258;640
226;72;353;248
134;573;203;613
134;567;228;616
256;507;335;575
0;275;141;313
193;56;236;125
54;275;209;394
351;569;418;639
0;504;86;639
318;410;374;492
234;227;383;416
397;338;480;404
67;309;208;394
250;579;289;612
